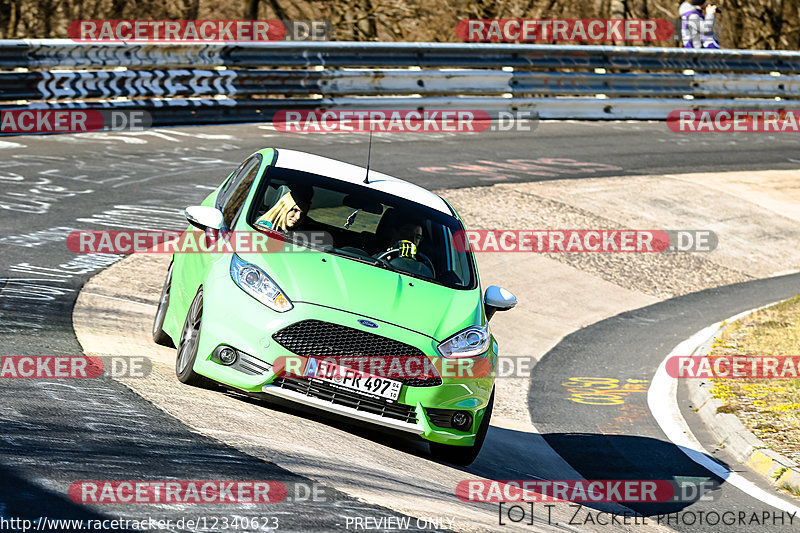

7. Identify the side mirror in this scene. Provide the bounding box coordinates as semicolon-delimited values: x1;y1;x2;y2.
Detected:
484;285;517;321
185;206;224;231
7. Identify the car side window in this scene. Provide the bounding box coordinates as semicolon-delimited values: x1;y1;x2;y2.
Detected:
221;158;262;229
217;156;259;210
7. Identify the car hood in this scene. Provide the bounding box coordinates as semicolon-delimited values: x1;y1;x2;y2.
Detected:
247;250;482;340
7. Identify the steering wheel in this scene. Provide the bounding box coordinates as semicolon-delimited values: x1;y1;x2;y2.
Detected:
375;244;436;277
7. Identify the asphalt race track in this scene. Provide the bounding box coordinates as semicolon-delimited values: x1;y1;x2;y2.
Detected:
530;273;800;531
1;121;799;532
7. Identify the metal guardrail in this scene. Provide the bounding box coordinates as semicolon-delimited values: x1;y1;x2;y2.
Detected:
5;68;799;101
1;39;799;124
5;40;800;71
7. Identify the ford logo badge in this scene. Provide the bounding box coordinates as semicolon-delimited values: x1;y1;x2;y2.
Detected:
358;319;378;328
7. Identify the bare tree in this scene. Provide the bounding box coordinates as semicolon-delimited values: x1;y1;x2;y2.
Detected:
109;0;127;18
357;0;377;39
0;0;13;38
265;0;289;19
609;0;626;44
4;0;799;49
244;0;258;18
185;0;200;19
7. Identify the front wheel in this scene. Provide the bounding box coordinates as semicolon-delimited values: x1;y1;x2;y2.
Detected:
176;288;211;387
429;389;494;466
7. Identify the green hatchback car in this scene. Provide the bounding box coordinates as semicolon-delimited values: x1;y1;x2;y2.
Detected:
153;148;517;465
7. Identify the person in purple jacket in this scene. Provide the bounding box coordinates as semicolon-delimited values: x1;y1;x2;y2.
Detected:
680;0;720;49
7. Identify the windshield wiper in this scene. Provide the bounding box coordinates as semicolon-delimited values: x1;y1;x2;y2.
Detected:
328;249;388;269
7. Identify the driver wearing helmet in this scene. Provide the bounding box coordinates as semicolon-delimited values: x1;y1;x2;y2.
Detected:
384;222;424;261
375;215;433;278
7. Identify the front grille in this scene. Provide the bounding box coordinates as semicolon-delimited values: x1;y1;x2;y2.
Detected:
273;319;442;387
273;319;422;357
271;376;417;424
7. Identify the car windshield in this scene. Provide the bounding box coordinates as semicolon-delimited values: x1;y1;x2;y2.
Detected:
247;166;476;290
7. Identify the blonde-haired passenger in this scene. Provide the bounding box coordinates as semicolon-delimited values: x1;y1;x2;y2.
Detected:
255;191;311;232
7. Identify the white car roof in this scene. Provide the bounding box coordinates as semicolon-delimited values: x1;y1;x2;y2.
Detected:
272;148;452;215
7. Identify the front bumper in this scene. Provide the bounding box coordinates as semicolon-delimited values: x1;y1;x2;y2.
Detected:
261;380;425;435
191;271;496;445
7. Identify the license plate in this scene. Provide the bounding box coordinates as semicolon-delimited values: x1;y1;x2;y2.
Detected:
304;359;402;401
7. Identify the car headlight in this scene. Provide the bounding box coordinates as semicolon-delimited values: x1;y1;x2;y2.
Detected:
230;254;293;312
438;325;490;358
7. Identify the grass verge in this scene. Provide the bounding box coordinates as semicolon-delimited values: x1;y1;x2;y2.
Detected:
708;294;800;464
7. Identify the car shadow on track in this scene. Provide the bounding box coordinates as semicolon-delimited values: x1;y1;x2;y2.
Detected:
470;427;726;516
0;464;119;531
224;388;721;516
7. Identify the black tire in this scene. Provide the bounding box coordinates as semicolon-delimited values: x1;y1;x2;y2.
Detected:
152;262;175;347
175;288;211;387
429;389;494;466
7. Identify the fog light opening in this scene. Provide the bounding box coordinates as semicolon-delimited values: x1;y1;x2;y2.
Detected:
218;347;237;365
451;411;472;431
